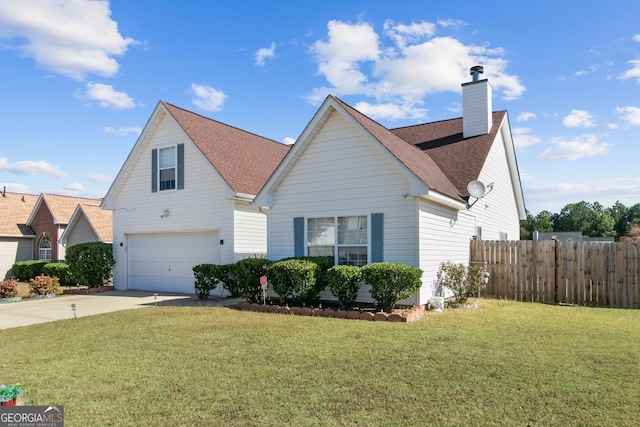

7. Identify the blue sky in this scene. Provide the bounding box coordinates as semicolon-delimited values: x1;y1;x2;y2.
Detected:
1;0;639;215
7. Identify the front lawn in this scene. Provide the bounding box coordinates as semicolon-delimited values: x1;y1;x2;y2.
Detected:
1;299;638;426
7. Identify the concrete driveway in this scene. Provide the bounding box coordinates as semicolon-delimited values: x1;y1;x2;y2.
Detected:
0;291;241;330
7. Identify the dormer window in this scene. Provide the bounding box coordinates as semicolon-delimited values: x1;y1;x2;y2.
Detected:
151;144;184;193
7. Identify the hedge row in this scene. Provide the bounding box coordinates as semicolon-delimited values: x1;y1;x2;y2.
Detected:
11;242;114;288
193;258;423;313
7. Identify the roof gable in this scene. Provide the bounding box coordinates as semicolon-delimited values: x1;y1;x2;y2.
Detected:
162;102;291;196
0;192;38;236
103;101;291;207
60;204;113;244
27;193;102;225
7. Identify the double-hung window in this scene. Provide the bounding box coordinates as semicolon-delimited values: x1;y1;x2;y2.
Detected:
159;146;176;191
307;215;368;266
152;144;184;193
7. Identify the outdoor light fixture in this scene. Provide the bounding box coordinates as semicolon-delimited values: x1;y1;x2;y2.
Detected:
160;209;170;218
154;293;158;307
479;270;490;298
70;303;77;320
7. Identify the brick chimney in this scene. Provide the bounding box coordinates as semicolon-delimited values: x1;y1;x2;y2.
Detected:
462;65;492;138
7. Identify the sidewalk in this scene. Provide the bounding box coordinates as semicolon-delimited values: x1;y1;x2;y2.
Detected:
0;291;241;330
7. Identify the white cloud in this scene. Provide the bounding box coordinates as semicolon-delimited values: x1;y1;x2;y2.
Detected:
618;59;640;83
616;106;640;126
517;112;537;122
0;157;67;178
307;20;525;119
519;170;536;182
0;0;135;80
283;137;296;145
538;134;611;161
563;109;596;127
79;83;134;109
103;126;142;136
512;127;541;148
255;42;276;66
191;83;227;112
64;182;85;192
355;101;427;120
634;34;640;42
87;173;112;183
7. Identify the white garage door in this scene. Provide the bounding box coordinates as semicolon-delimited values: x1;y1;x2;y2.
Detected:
127;232;219;294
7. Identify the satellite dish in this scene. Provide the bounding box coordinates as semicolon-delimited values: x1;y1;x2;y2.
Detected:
467;180;486;198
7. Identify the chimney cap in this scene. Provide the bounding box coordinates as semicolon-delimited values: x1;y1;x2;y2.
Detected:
470;65;484;81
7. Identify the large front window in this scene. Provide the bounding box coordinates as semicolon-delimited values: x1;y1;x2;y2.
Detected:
308;216;368;266
159;146;176;190
39;236;51;261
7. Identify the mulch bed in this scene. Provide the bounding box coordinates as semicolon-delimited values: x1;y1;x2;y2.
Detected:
62;286;115;295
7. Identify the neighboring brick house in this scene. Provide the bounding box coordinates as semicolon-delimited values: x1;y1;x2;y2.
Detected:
26;193;103;262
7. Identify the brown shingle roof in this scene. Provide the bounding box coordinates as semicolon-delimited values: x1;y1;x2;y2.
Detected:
333;97;464;201
78;205;113;242
0;192;38;236
40;193;102;224
162;102;291;196
390;111;506;198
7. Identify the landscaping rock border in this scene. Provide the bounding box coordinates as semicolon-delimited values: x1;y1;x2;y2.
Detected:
235;301;425;322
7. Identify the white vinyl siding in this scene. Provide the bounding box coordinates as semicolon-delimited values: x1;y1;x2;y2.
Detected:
468;128;521;241
109;111;238;290
233;200;268;261
267;110;418;303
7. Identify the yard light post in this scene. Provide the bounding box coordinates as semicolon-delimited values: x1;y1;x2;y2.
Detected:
154;293;158;307
70;303;77;320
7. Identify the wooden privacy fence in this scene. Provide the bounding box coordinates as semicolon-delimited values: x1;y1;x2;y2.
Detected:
470;240;639;309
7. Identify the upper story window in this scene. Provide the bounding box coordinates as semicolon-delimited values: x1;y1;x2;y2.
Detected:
307;215;368;266
159;146;176;191
39;236;52;261
152;144;184;193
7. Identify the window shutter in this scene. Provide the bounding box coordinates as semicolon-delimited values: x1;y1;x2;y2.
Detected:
151;148;158;193
294;217;304;257
177;143;184;190
371;213;383;263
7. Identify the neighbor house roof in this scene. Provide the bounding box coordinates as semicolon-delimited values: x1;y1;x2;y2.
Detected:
390;111;507;199
77;204;113;242
27;193;103;225
0;192;38;236
162;102;291;196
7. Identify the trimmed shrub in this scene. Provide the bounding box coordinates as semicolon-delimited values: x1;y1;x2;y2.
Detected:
44;263;72;285
327;265;362;310
278;256;333;306
360;262;423;313
11;260;49;281
0;279;18;299
193;264;227;300
66;242;115;288
267;258;317;305
29;275;60;296
438;262;484;304
233;257;272;303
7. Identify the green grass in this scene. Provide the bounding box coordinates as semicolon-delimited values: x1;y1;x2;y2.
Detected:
1;299;639;426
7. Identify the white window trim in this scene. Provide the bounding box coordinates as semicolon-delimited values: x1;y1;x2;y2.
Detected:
158;145;177;191
306;214;369;266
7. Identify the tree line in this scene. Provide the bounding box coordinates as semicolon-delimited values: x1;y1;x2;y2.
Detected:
520;201;640;242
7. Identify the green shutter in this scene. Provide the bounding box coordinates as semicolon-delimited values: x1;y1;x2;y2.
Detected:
177;143;184;190
294;217;304;257
151;148;158;193
371;213;383;263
